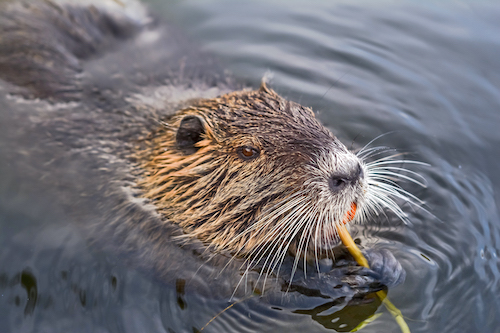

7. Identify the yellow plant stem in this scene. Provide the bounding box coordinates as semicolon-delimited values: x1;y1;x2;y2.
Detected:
336;223;411;333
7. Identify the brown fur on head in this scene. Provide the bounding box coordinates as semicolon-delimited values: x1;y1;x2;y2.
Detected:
139;84;367;261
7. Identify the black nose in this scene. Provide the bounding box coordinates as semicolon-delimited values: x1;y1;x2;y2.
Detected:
328;164;363;193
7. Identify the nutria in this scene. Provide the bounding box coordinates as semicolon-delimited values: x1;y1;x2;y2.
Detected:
139;84;367;256
0;0;409;303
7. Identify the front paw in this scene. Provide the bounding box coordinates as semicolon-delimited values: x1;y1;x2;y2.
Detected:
362;248;406;288
335;248;405;293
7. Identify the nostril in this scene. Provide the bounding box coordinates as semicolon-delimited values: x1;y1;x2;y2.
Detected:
357;163;364;179
329;175;347;193
329;164;363;193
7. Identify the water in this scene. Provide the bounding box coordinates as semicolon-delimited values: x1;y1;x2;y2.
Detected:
1;0;500;332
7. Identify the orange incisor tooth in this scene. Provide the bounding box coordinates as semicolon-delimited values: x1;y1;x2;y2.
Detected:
343;202;357;225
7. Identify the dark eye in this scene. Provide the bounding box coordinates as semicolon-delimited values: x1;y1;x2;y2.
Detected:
237;146;260;160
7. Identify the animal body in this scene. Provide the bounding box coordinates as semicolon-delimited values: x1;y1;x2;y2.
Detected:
0;0;408;309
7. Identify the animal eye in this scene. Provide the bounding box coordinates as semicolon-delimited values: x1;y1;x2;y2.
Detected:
237;146;260;160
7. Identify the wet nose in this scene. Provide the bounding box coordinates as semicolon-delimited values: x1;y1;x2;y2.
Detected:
328;163;363;193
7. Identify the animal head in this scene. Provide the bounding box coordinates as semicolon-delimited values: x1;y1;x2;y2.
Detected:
139;84;421;272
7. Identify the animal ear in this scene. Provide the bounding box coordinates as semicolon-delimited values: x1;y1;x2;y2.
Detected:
176;116;205;154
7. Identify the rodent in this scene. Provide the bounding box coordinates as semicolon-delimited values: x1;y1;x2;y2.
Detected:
139;84;366;258
0;0;406;300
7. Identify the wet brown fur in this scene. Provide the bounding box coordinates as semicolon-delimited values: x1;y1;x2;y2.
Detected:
138;83;342;256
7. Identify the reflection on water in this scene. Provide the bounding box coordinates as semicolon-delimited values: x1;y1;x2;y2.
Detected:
2;0;500;332
20;270;38;316
0;270;38;317
294;293;382;332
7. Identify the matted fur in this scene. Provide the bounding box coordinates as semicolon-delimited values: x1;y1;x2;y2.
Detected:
139;84;368;268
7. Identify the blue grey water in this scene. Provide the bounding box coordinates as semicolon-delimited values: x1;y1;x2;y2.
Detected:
1;0;500;332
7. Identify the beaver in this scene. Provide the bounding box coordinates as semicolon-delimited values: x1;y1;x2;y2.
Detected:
0;0;408;309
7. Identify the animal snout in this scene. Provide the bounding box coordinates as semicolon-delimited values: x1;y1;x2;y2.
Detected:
328;163;363;193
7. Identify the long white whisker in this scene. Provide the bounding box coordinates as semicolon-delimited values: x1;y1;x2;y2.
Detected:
241;198;312;293
368;169;427;187
272;209;312;291
314;209;321;274
356;132;395;157
228;193;307;249
229;197;310;298
259;203;309;288
366;159;430;167
301;207;318;278
370;181;426;205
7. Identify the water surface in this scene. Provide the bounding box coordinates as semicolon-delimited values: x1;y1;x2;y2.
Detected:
1;0;500;332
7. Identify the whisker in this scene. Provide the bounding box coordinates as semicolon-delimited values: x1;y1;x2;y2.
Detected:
370;180;426;206
229;192;307;246
368;169;427;187
313;209;322;273
356;132;396;157
271;208;312;291
300;208;318;278
366;159;430;167
259;205;308;288
228;198;309;297
241;200;310;293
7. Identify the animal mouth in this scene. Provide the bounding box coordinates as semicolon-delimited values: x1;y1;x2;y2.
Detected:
315;202;357;250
